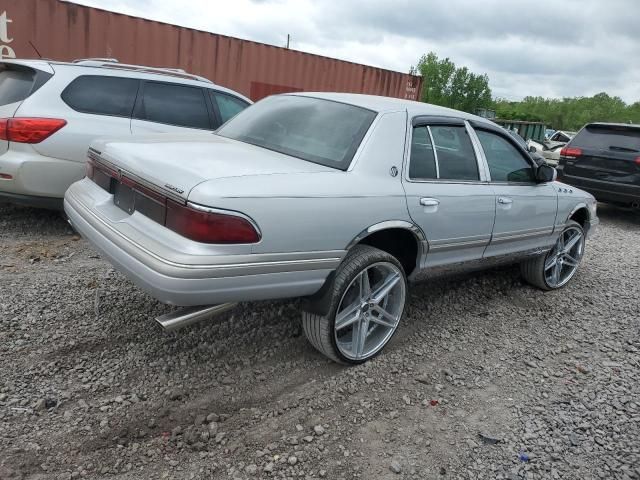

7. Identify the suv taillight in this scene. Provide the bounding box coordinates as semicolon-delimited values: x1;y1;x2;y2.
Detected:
560;147;582;157
635;156;640;166
0;118;67;143
166;199;260;244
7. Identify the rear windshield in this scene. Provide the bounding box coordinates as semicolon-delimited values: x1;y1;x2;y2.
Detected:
572;124;640;153
0;64;50;106
216;95;377;170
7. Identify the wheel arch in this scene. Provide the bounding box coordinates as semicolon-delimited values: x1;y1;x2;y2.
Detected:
565;203;590;230
302;221;426;316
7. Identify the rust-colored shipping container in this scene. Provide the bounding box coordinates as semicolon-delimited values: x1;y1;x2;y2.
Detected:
0;0;422;101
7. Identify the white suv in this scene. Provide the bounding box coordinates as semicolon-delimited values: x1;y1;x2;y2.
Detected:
0;58;251;209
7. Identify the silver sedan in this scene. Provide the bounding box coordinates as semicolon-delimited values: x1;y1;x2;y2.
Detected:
64;93;599;364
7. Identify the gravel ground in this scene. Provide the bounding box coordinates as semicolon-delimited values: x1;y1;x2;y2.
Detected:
1;201;639;480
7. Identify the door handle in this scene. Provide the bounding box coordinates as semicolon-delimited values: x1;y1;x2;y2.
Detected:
420;197;440;207
497;196;513;205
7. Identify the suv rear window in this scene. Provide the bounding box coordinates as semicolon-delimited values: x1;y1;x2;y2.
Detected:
62;75;139;117
0;64;52;106
217;95;376;170
572;124;640;153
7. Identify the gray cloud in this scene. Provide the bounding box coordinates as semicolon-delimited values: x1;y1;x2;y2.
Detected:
71;0;640;102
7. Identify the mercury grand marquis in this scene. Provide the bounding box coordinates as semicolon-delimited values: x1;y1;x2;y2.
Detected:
64;93;599;364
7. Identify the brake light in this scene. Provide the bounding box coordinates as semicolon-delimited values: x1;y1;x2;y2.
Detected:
165;199;260;244
635;156;640;166
560;147;582;157
0;117;67;143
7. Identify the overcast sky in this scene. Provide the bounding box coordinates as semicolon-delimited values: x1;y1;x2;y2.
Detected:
71;0;640;103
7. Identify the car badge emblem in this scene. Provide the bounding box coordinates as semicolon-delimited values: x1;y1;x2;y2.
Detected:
165;184;185;194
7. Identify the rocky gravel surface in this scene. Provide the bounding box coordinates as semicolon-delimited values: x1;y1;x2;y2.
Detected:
1;201;639;480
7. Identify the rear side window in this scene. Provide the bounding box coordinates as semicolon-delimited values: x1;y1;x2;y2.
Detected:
210;91;249;124
137;82;210;129
430;125;479;181
572;125;640;153
409;126;437;179
61;76;139;117
476;130;535;182
0;64;52;106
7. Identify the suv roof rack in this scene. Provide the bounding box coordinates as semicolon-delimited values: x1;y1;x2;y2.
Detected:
70;59;214;84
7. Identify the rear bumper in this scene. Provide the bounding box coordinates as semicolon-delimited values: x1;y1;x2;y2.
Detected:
64;179;343;306
0;148;84;204
558;171;640;204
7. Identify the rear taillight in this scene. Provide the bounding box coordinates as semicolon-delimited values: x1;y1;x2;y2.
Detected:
635;156;640;166
0;117;67;143
560;147;582;157
165;199;260;244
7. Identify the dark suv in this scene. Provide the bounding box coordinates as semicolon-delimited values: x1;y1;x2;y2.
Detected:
557;123;640;208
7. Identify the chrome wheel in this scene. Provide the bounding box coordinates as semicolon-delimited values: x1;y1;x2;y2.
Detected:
544;226;584;288
334;261;406;361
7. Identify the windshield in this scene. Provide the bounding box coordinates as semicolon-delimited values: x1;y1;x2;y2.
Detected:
216;95;377;170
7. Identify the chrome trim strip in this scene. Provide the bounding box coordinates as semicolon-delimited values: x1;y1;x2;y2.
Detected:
492;226;551;239
187;201;263;239
465;120;490;182
427;126;440;179
428;238;489;252
67;189;343;275
490;228;553;244
88;150;185;204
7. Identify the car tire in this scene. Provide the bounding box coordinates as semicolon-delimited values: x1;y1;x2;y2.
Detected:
301;245;408;364
520;220;585;290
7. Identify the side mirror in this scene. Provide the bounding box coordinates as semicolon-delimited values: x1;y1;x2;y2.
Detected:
536;164;557;183
528;145;537;153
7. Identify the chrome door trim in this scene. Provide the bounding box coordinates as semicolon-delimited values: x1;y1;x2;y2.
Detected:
490;226;553;244
464;120;490;182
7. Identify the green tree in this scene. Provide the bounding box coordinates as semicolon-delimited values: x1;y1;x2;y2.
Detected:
414;51;492;113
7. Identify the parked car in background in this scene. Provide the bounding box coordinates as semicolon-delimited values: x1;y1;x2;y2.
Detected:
65;93;598;364
527;139;564;166
557;122;640;208
545;128;556;141
548;130;576;146
0;58;251;209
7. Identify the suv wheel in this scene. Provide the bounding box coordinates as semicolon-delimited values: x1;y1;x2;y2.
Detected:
521;220;585;290
302;245;408;364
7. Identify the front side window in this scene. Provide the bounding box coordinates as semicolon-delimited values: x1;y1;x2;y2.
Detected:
61;75;139;117
217;95;376;170
211;91;249;124
476;130;535;182
137;82;210;129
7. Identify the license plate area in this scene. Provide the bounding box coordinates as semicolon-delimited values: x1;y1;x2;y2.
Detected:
113;180;135;214
112;179;167;224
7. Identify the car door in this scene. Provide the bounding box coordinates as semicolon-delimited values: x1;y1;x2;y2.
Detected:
131;80;215;134
402;117;495;268
472;125;558;257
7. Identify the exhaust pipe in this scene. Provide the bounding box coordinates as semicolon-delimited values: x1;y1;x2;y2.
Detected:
156;303;237;332
631;201;640;209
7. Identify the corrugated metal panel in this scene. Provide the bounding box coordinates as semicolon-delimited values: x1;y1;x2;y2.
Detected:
0;0;423;101
494;119;547;143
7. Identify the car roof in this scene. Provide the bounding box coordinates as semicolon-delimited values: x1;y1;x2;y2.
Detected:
289;92;495;125
0;58;251;103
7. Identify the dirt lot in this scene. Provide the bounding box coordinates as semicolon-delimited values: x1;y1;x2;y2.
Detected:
1;202;639;480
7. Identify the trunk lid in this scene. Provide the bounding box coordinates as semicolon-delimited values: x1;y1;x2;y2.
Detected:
562;124;640;186
0;60;54;154
93;133;335;201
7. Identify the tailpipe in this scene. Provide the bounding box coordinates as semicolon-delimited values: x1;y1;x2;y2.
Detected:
631;201;640;209
156;303;237;332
